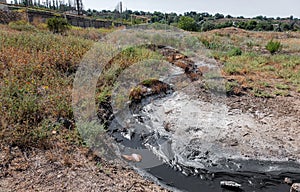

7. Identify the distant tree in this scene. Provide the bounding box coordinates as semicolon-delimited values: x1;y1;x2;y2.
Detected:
281;23;292;31
178;16;197;31
133;11;140;15
256;21;274;31
201;21;215;31
246;20;257;30
225;15;233;18
216;21;233;29
255;15;264;20
214;13;224;19
237;21;247;29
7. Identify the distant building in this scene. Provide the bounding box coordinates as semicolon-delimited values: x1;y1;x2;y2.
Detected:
0;0;6;3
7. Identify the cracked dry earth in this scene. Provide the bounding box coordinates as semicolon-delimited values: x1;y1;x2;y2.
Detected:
224;92;300;162
0;143;168;192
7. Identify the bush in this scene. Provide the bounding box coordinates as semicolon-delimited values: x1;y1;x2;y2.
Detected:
47;17;70;34
178;16;197;31
266;40;282;54
8;20;37;31
201;21;216;31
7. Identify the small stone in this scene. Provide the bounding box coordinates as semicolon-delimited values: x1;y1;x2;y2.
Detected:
175;54;185;60
291;183;300;192
284;177;293;184
52;130;57;135
220;181;242;190
230;140;239;146
122;153;142;162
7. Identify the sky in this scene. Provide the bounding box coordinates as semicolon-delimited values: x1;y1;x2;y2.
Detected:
83;0;300;18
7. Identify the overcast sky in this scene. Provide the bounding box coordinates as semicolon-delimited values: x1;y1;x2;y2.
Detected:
83;0;300;18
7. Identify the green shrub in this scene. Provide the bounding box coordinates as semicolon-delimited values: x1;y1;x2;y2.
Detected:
275;83;290;90
8;20;37;31
266;40;282;54
201;21;216;31
178;16;197;31
47;17;70;34
227;47;242;57
225;80;241;95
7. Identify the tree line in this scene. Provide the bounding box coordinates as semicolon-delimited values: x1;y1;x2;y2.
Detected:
5;0;300;32
86;9;300;32
8;0;76;11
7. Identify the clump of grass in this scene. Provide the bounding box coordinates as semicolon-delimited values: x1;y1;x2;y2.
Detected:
225;80;242;95
142;78;161;86
273;90;290;96
200;38;224;50
275;83;290;90
9;20;37;31
251;88;273;98
266;39;282;54
67;26;115;40
227;47;242;57
223;62;247;75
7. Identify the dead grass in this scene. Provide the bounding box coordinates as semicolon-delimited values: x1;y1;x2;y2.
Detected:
0;24;93;148
197;27;300;97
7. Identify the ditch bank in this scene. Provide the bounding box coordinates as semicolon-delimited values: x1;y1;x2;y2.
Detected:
98;45;300;192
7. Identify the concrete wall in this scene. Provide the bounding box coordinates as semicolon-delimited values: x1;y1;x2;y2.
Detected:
26;9;123;28
0;9;22;24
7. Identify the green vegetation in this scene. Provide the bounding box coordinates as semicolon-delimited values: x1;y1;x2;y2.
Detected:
227;47;243;57
47;17;71;34
5;1;300;32
8;20;37;31
225;80;241;95
265;40;282;54
275;83;290;90
0;23;93;148
96;46;163;106
198;29;300;97
178;16;197;31
1;12;299;151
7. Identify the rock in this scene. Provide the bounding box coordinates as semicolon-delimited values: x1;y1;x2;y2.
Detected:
122;153;142;162
220;181;242;190
291;183;300;192
284;177;293;184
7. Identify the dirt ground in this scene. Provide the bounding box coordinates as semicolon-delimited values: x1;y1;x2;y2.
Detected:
0;143;168;192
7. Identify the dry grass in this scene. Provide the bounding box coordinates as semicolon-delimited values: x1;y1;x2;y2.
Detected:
196;27;300;97
0;24;93;148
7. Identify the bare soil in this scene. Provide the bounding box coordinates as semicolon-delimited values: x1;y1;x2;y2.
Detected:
0;143;168;192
